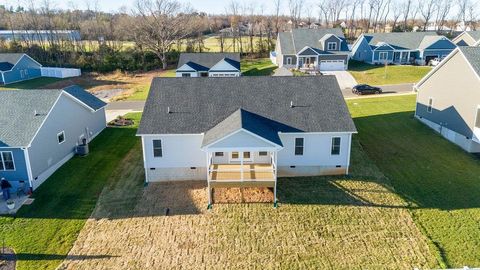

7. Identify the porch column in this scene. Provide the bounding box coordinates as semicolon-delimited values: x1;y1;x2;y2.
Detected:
206;151;212;208
240;151;244;182
408;52;411;63
273;151;278;207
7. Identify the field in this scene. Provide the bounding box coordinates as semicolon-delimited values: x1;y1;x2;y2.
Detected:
347;95;480;267
0;114;141;270
0;77;65;90
348;60;431;85
58;131;436;269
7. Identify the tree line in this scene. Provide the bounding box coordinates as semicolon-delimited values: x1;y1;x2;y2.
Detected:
0;0;478;73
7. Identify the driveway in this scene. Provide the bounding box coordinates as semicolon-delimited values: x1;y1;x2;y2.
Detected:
342;83;415;98
322;71;358;90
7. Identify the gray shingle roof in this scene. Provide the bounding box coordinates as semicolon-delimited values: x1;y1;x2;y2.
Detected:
278;28;349;55
0;53;24;71
0;90;61;147
137;76;357;137
0;86;106;147
467;31;480;41
459;46;480;77
177;53;240;70
364;32;440;50
63;85;107;111
202;108;301;147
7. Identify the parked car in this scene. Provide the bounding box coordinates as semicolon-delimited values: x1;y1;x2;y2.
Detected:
429;57;445;66
352;84;383;95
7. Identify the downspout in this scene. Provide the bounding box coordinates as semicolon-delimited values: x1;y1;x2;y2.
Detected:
346;133;353;175
22;147;34;192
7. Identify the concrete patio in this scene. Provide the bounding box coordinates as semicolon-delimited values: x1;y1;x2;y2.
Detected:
0;193;31;215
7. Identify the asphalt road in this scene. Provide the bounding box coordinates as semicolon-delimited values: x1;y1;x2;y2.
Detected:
341;83;415;98
106;83;416;112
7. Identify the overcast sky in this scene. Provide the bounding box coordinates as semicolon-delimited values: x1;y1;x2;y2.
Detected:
0;0;315;15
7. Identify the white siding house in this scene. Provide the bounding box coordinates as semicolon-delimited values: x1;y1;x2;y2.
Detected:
137;76;357;207
175;53;241;77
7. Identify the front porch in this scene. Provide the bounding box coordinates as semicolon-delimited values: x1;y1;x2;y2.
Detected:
298;56;318;71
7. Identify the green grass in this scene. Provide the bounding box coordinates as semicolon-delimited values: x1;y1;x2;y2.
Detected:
241;58;276;76
348;60;431;85
0;113;142;270
0;77;66;90
347;95;480;267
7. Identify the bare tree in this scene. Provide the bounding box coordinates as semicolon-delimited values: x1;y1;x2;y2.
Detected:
288;0;304;28
434;0;452;31
419;0;437;31
273;0;282;36
401;0;413;31
133;0;194;69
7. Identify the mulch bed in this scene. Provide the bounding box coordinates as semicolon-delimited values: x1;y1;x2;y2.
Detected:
108;117;134;127
213;187;274;204
0;247;16;270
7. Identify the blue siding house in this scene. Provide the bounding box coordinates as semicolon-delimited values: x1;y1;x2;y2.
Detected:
0;86;107;192
351;32;457;65
0;53;42;85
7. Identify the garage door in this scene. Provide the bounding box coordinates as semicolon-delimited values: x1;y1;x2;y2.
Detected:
320;60;345;71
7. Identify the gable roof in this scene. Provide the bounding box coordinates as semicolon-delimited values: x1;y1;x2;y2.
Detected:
0;86;106;147
459;46;480;77
0;53;24;71
278;28;349;55
202;108;300;147
466;31;480;41
177;53;240;70
137;76;357;137
364;32;440;50
63;85;107;111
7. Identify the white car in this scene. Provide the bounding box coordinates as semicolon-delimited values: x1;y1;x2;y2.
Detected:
429;57;444;66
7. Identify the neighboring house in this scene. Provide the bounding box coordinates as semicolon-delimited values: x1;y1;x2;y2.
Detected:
0;53;81;84
137;76;357;206
0;53;42;84
351;32;457;65
0;30;81;42
452;31;480;46
0;86;107;191
274;28;350;71
415;47;480;153
176;53;241;77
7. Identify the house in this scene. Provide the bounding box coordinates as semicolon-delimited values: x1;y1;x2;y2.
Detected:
351;32;457;65
137;76;357;207
452;31;480;47
0;30;81;42
176;53;241;78
0;53;42;84
274;28;350;71
415;47;480;153
0;86;107;191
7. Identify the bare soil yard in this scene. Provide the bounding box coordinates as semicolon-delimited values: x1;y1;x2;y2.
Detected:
59;140;437;270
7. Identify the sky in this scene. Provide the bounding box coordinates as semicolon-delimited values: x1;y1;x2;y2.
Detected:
0;0;306;15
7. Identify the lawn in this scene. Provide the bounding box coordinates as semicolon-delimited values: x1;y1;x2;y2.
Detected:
0;77;66;90
0;113;141;270
241;58;276;76
59;134;435;269
347;95;480;267
348;60;432;85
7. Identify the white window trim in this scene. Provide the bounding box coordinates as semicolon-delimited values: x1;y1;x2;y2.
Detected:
379;52;388;61
0;151;16;171
331;137;341;156
327;42;338;51
427;97;433;113
152;139;163;158
57;131;66;144
294;137;304;156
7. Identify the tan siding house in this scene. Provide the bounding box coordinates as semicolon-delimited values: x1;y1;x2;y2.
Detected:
415;47;480;152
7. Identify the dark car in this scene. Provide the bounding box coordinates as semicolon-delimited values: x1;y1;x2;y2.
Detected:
352;84;382;95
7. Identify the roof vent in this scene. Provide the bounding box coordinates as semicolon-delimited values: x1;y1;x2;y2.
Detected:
290;101;294;108
34;110;40;116
167;106;171;114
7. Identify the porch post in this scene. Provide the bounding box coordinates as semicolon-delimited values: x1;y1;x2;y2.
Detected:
240;151;244;182
206;151;212;209
273;151;278;208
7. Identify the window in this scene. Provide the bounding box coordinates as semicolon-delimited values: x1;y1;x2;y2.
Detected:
295;138;304;156
153;140;162;157
427;98;433;113
182;73;191;77
327;42;337;50
243;152;251;159
286;57;292;65
57;131;65;144
331;137;341;155
259;151;268;156
200;72;209;77
476;108;480;128
215;152;224;157
0;151;15;171
231;152;239;159
379;52;388;61
231;152;251;161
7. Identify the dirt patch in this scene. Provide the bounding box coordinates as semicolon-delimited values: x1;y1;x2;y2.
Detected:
0;247;16;270
213;187;274;204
